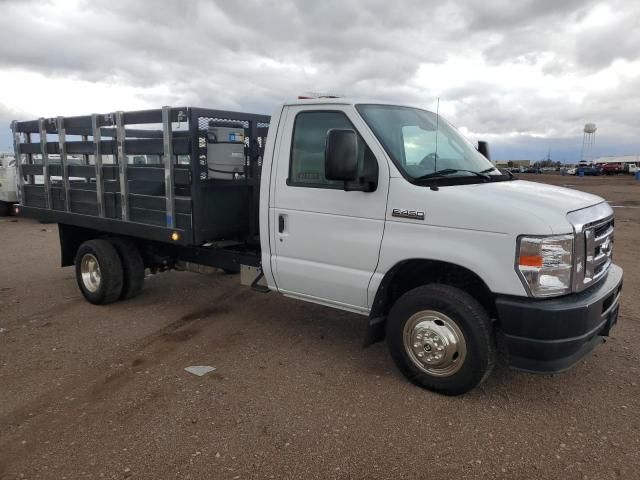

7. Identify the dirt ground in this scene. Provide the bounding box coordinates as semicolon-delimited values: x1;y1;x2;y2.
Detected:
1;173;638;480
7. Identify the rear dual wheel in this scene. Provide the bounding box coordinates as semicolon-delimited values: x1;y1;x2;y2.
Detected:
75;239;123;305
108;237;145;300
74;238;144;305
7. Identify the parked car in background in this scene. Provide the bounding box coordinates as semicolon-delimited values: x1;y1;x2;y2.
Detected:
623;163;638;175
566;167;577;175
579;165;602;176
601;163;623;175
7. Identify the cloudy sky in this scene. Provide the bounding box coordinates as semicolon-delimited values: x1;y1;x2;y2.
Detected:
1;0;639;161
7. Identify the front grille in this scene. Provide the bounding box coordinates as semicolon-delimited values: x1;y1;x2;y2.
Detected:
587;218;614;278
593;220;612;238
567;203;615;293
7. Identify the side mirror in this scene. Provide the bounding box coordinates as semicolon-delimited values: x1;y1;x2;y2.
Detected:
478;140;491;160
325;129;358;182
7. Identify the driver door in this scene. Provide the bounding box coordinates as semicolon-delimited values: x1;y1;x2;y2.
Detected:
269;105;389;312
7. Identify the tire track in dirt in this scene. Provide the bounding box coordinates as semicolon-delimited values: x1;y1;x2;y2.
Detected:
0;286;254;475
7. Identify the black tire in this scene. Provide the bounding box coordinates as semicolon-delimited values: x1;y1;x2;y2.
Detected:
108;237;145;300
386;284;495;396
75;239;123;305
222;267;240;274
0;201;9;217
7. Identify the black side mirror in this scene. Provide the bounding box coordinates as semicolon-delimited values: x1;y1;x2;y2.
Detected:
325;129;358;182
478;140;491;160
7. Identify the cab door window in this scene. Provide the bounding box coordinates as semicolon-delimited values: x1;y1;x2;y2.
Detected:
289;111;377;189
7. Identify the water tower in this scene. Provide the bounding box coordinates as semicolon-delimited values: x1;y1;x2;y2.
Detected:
581;123;597;162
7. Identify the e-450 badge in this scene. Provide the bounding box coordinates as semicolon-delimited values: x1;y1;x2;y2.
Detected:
392;208;425;220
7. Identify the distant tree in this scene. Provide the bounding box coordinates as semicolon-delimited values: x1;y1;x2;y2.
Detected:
534;158;558;169
507;160;514;167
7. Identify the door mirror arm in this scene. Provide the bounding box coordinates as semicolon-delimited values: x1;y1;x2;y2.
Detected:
343;176;377;192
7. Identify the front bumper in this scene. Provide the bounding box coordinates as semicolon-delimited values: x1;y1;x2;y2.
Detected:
496;264;623;373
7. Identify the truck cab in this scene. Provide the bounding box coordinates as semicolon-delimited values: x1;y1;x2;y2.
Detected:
259;98;622;394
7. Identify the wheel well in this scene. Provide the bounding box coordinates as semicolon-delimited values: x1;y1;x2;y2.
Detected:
59;224;98;267
366;259;496;345
59;224;175;271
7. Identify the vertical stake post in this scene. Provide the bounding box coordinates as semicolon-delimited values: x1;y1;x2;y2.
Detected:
115;111;128;221
91;114;105;217
162;106;176;228
38;118;50;209
56;116;70;211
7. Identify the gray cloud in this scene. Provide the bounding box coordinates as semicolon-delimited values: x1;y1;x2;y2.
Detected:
574;14;640;69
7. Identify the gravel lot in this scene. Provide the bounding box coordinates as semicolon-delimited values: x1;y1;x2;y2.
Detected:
1;174;638;479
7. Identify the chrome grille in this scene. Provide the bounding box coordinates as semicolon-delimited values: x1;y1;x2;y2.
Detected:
584;218;614;282
568;203;615;292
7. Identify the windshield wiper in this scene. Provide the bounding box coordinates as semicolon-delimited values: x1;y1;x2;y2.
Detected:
480;166;516;179
414;168;491;181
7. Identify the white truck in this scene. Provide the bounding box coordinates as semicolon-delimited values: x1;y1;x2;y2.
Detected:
12;99;623;395
625;163;639;175
0;155;18;215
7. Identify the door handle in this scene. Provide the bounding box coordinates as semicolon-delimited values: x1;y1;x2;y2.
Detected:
278;214;285;233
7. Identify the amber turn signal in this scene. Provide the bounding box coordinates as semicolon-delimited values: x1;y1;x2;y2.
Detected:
519;255;543;268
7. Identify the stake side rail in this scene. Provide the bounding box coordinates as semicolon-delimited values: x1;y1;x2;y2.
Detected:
12;106;271;249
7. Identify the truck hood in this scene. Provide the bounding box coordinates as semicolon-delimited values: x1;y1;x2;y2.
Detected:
443;180;604;234
389;178;606;235
469;180;603;215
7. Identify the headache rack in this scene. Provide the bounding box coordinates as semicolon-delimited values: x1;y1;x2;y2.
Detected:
11;107;270;248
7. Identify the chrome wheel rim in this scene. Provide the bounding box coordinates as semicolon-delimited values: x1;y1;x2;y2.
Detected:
403;310;467;377
80;253;101;293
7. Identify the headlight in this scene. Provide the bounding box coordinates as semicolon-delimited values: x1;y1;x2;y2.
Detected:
516;234;573;297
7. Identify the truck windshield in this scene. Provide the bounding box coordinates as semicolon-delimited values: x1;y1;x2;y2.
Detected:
356;104;498;181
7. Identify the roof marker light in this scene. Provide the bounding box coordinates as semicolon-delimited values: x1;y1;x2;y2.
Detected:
297;92;343;100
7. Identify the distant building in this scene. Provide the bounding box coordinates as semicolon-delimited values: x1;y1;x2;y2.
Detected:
593;155;640;165
493;160;531;168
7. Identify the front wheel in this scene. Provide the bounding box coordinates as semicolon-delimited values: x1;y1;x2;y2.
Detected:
386;284;495;395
